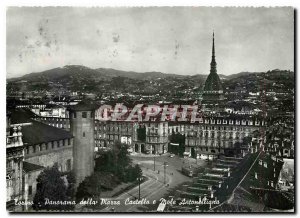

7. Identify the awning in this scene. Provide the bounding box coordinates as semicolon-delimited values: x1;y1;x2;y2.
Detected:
170;143;179;146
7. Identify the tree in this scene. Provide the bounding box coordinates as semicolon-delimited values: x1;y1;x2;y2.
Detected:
169;133;185;157
137;126;146;142
95;142;131;174
76;172;102;202
33;164;73;211
94;142;142;183
117;144;131;169
123;164;143;182
95;150;115;172
191;147;196;158
65;171;76;202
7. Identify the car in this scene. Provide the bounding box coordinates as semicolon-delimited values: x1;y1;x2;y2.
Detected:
169;154;175;158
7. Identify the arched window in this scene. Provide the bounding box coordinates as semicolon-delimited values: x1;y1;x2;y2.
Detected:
6;174;12;180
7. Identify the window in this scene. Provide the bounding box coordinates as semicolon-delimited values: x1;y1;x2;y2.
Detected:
7;160;12;169
82;112;87;118
83;132;85;137
73;112;77;118
68;138;71;146
66;159;71;171
28;186;32;195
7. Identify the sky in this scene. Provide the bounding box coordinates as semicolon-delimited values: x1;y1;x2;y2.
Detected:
6;7;294;78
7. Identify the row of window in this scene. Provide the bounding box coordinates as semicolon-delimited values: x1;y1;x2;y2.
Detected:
95;125;133;132
186;135;244;140
26;139;72;154
186;141;234;147
187;126;251;131
48;123;70;129
187;131;246;137
40;117;69;122
73;111;93;119
146;136;168;143
200;120;261;125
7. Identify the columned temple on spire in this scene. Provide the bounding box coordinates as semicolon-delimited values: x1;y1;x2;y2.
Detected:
202;32;225;103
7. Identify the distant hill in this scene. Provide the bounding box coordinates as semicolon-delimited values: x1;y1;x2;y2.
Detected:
8;65;187;83
219;72;253;80
7;66;293;96
95;68;185;80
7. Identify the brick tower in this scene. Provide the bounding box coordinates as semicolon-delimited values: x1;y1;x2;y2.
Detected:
68;100;96;186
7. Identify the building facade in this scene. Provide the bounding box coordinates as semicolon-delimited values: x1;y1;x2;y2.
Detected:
6;109;74;211
6;117;28;211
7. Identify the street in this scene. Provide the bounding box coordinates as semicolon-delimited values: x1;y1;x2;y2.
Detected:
100;154;207;212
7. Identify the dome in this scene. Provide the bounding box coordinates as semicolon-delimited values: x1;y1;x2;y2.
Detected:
203;72;223;92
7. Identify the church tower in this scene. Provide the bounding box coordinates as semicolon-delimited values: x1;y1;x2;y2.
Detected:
68;100;96;187
202;32;224;103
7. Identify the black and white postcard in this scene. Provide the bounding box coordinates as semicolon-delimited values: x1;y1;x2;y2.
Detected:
6;6;295;213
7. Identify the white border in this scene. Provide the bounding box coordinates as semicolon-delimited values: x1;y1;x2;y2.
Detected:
0;1;298;218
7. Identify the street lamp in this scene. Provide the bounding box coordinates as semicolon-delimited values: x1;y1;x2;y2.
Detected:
163;162;168;185
137;163;142;200
154;155;156;171
195;130;198;165
138;177;141;200
196;145;198;165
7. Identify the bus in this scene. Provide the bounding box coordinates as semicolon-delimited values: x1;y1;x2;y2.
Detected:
181;166;194;177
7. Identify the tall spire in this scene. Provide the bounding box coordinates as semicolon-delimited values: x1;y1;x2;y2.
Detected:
202;31;224;101
212;31;215;59
210;31;217;74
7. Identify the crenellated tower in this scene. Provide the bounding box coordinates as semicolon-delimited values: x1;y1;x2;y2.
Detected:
68;100;96;187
